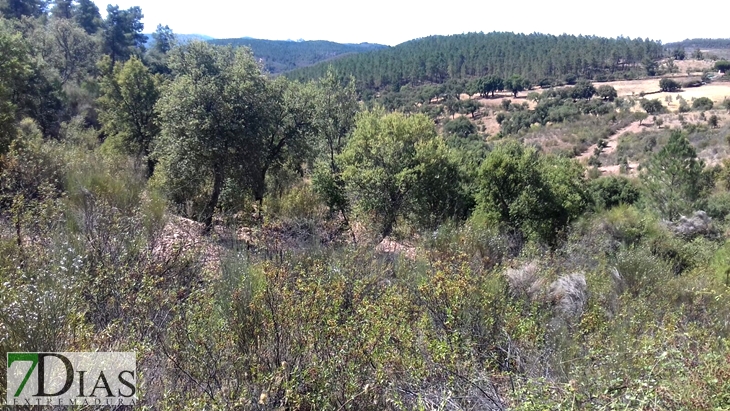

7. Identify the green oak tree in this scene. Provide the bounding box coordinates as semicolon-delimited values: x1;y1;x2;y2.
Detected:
597;85;617;101
570;80;596;100
640;98;664;115
154;42;269;228
477;141;589;244
505;75;526;97
43;17;99;85
714;60;730;73
98;56;161;177
462;98;482;118
249;77;318;205
338;109;467;237
659;78;681;92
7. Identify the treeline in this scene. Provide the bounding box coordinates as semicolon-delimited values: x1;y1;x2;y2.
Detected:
665;38;730;50
208;37;386;74
287;32;665;92
0;0;179;143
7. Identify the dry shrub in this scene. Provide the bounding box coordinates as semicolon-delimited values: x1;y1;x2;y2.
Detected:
505;262;545;301
548;273;587;318
665;210;719;239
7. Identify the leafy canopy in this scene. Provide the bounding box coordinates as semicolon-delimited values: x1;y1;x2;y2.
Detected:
153;42;269;227
339;109;467;236
98;56;161;176
477;141;590;244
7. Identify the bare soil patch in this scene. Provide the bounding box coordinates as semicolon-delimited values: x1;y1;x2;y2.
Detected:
576;121;644;162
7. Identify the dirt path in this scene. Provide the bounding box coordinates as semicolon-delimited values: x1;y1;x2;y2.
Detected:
576;120;644;163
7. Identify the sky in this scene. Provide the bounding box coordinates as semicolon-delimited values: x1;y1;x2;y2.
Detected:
93;0;729;46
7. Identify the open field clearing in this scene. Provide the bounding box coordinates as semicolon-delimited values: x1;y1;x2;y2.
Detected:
670;58;716;74
593;78;730;103
650;84;730;109
464;76;729;113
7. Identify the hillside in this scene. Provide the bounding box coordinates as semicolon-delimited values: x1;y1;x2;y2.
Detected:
5;3;730;409
207;37;387;74
286;32;664;91
144;33;214;49
666;38;730;50
665;38;730;60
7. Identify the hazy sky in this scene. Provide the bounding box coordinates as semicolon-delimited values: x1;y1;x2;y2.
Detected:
93;0;728;46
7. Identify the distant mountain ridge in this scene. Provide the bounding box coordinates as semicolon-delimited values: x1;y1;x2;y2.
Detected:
665;38;730;50
144;33;214;49
286;32;665;93
206;37;388;74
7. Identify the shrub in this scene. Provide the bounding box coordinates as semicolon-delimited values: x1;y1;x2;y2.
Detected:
659;78;681;92
476;142;590;245
589;175;641;210
692;97;714;111
265;183;324;222
708;114;718;128
705;192;730;220
613;246;670;296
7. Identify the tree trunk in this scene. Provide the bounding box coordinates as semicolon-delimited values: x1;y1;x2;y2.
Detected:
202;165;224;232
253;167;268;220
145;156;156;179
381;219;394;239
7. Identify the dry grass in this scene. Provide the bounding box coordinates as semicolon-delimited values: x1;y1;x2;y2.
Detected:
576;121;644;162
591;78;730;107
670;58;715;74
590;111;730;177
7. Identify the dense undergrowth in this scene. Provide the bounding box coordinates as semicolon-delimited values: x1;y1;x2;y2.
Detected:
2;8;730;410
2;118;730;410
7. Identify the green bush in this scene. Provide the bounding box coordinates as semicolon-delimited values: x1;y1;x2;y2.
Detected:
613;246;670;297
476;141;590;245
264;183;324;222
692;96;714;111
589;175;640;210
705;191;730;220
597;205;659;247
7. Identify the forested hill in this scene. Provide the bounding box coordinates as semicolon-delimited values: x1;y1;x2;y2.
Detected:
286;32;664;91
665;38;730;50
207;38;387;74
